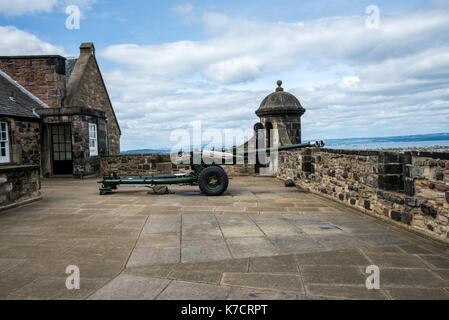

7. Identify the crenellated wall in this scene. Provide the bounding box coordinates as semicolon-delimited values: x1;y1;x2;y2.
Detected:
404;151;449;237
277;148;449;242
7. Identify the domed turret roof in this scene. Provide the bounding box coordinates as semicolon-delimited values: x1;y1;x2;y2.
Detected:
255;80;305;117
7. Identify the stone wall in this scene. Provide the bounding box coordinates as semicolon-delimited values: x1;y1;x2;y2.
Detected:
101;153;177;176
259;114;302;145
0;56;66;107
0;116;41;166
277;148;449;242
223;163;256;176
404;151;449;238
0;165;40;209
70;113;105;177
101;153;256;177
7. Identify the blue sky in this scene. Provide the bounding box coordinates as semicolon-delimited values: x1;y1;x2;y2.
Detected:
0;0;448;150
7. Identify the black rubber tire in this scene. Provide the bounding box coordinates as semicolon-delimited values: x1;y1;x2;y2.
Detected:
198;166;229;196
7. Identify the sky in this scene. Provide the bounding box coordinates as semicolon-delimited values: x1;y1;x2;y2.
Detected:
0;0;448;151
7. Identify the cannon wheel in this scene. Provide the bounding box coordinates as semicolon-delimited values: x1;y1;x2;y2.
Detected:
198;166;229;196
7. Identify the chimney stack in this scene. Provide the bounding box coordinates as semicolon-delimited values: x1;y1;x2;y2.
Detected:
80;42;95;56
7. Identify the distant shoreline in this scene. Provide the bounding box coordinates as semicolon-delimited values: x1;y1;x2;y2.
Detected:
325;140;449;151
121;133;449;154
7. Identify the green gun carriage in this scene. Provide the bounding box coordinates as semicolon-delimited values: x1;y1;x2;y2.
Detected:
99;140;324;196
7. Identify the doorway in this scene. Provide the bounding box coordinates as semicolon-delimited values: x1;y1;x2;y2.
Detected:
51;124;73;175
265;122;273;153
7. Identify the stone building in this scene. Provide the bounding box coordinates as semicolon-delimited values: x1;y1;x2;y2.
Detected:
64;43;120;155
255;80;305;146
0;42;121;177
0;70;42;207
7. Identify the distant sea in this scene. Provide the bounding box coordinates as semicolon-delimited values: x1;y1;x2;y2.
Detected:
321;133;449;150
325;140;449;150
122;133;449;154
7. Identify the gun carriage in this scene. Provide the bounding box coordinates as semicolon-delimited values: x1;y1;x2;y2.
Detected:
99;140;324;196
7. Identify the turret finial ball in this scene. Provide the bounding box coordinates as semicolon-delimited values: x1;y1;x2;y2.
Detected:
277;80;282;87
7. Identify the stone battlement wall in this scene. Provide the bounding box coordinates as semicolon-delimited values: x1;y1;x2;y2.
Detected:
277;148;449;242
404;151;449;238
100;153;255;177
101;153;183;176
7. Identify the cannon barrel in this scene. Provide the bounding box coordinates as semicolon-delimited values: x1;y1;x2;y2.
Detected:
239;140;324;156
198;140;324;165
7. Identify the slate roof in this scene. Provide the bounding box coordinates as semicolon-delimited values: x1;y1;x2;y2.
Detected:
65;58;78;84
0;69;48;119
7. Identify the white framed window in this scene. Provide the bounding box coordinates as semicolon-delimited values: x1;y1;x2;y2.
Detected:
89;123;98;156
0;122;10;163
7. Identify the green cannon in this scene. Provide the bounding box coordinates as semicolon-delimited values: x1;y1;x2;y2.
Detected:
98;140;324;196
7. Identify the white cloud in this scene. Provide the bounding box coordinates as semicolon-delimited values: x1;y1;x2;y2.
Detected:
0;26;65;55
341;76;360;89
102;9;449;86
172;3;193;16
202;12;229;35
0;0;97;16
0;0;57;16
171;3;195;25
99;7;449;150
203;57;263;84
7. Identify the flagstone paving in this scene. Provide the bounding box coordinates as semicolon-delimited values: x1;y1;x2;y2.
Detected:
0;176;448;299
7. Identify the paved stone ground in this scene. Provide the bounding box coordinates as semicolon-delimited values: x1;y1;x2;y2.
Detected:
0;176;448;300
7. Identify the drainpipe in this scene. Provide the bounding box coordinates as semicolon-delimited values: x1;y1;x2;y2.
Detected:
105;117;109;156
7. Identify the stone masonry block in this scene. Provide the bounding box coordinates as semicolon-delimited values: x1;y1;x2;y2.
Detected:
390;211;402;222
378;175;404;191
401;211;413;225
405;178;414;196
420;203;437;218
379;164;403;174
405;196;420;207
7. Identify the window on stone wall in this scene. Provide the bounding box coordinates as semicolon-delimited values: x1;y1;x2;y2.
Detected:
89;123;98;156
0;122;10;163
